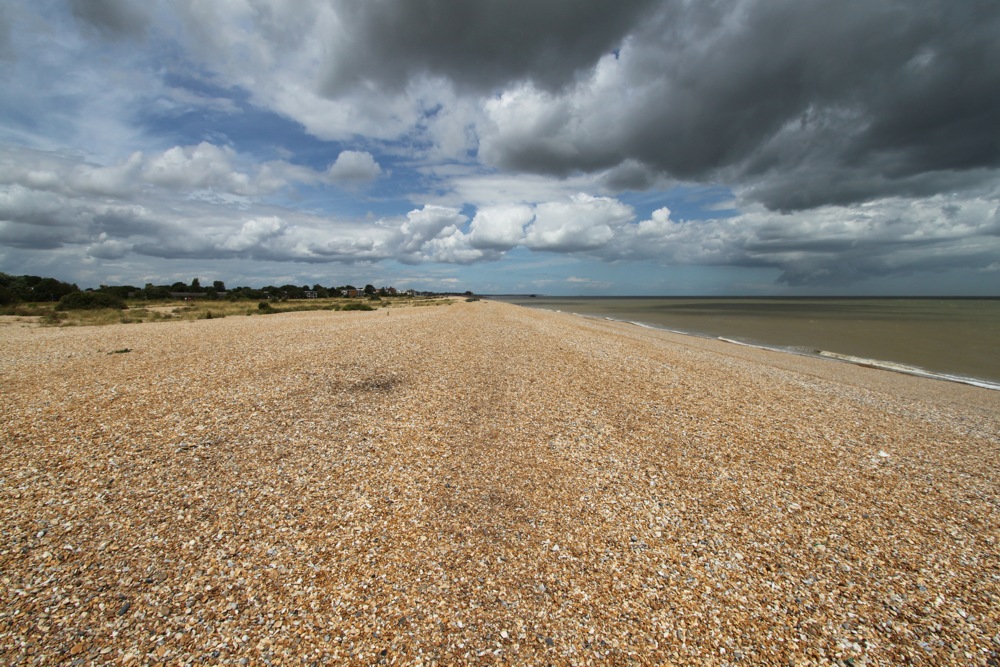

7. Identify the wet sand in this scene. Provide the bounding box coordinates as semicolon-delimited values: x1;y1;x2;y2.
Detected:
2;300;998;665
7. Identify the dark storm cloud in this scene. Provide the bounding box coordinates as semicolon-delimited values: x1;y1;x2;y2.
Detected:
598;159;666;192
70;0;149;39
321;0;657;94
740;165;1000;213
0;222;66;249
479;0;1000;211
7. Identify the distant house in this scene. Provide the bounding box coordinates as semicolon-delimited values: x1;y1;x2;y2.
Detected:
304;291;318;298
343;288;361;298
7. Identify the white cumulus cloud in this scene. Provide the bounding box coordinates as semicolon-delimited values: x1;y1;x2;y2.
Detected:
142;143;252;194
524;193;633;252
468;205;532;251
220;216;289;253
325;150;383;185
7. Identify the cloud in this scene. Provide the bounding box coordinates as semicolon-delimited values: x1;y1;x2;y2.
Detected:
142;143;253;194
421;166;602;209
0;143;337;204
600;197;1000;286
70;0;150;39
86;235;132;260
565;275;613;290
468;205;532;251
71;152;144;197
319;0;657;95
0;184;83;233
219;217;288;253
0;144;392;263
4;133;997;287
0;5;15;62
38;1;1000;212
524;194;633;252
2;0;998;293
17;0;1000;214
477;1;1000;210
396;205;468;261
325;150;382;185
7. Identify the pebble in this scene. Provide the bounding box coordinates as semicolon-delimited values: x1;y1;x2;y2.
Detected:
1;301;998;664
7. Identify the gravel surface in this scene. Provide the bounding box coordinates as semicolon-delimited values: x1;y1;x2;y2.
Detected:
2;300;999;665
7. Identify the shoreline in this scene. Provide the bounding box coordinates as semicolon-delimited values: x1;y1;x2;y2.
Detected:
515;302;1000;392
549;305;1000;418
544;306;1000;391
2;301;998;664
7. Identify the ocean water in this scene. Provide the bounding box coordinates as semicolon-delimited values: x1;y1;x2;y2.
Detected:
502;297;1000;389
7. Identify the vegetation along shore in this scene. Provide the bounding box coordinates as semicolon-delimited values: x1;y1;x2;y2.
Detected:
2;300;998;665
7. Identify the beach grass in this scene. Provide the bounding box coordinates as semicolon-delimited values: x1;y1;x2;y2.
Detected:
0;294;454;327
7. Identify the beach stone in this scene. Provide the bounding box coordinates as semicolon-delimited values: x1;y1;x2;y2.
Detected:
0;300;997;665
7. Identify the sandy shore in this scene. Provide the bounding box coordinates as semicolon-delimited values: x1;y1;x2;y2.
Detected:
2;300;998;665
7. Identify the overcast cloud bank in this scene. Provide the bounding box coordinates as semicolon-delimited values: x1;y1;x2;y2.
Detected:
1;0;998;293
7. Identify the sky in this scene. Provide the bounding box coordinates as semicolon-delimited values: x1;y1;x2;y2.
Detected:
0;0;998;295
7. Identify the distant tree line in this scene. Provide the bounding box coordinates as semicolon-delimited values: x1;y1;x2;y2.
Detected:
0;272;414;305
0;273;79;305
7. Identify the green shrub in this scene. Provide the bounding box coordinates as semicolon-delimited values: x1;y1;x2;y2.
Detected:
56;291;127;311
341;302;374;311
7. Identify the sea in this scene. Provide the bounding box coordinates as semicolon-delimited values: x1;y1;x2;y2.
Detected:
498;297;1000;390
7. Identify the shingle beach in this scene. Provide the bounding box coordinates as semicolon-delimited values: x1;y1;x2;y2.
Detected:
2;300;999;665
